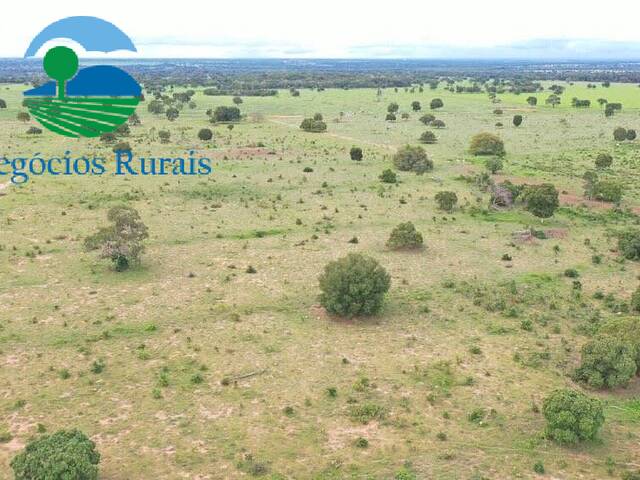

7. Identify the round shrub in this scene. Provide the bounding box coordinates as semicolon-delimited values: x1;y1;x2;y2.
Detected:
573;337;637;389
386;222;424;250
513;114;523;127
595;153;613;169
469;132;505;156
318;253;391;317
11;429;100;480
419;130;437;144
385;113;396;121
614;127;628;141
542;389;604;444
419;113;435;125
484;157;503;174
350;147;363;161
435;191;458;212
522;183;559;219
431;119;446;128
627;129;637;141
379;169;397;184
198;128;213;141
392;145;433;174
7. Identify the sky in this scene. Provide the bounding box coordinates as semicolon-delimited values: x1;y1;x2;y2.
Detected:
4;0;640;59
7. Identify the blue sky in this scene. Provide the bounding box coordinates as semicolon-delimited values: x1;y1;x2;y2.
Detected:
5;0;640;59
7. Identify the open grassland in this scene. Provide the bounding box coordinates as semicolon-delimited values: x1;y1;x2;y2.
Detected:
1;81;640;479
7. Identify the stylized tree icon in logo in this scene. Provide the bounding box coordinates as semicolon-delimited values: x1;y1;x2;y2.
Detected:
43;46;78;100
22;16;141;138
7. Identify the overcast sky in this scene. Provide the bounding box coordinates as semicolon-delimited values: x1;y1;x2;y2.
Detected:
4;0;640;59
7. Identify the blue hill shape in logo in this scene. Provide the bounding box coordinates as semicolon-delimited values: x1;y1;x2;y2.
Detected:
22;16;141;138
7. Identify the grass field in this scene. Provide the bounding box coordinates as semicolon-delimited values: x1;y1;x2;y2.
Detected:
1;80;640;479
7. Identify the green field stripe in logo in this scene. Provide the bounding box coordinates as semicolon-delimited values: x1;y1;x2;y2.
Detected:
30;109;106;138
28;104;122;135
28;102;131;125
29;114;79;138
45;97;141;106
25;98;137;116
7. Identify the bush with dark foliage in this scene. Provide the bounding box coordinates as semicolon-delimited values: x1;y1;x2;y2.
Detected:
318;253;391;317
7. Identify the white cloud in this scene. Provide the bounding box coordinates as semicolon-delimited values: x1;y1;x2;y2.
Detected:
4;0;640;58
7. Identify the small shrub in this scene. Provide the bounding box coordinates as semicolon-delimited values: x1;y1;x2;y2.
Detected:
614;127;628;141
350;147;363;161
542;388;604;444
198;128;213;141
386;222;424;250
469;132;505;156
484;157;503;174
572;337;637;389
379;169;397;184
11;430;100;480
595;153;613;169
533;461;545;474
349;403;386;423
513;115;523;127
300;117;327;132
419;130;437;144
435;191;458;212
392;145;433;174
319;253;391;317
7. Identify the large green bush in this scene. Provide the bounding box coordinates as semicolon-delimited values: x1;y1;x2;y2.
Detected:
599;316;640;369
522;183;559;219
542;389;604;444
469;132;505;156
318;253;391;317
11;429;100;480
572;337;637;389
392;145;433;174
386;222;424;250
618;230;640;260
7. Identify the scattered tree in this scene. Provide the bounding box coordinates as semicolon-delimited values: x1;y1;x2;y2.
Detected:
379;169;397;184
318;253;391;317
386;222;424;250
419;114;435;125
542;389;604;444
573;337;637;389
411;101;421;111
419;130;437;144
392;145;433;174
430;98;444;110
484;157;504;174
522;183;559;219
17;112;30;122
435;191;458;212
350;147;363;161
198;128;213;141
84;206;149;272
300;117;327;132
595;153;613;169
469;132;505;156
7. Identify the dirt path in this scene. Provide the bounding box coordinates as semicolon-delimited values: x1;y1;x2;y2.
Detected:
267;115;396;151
